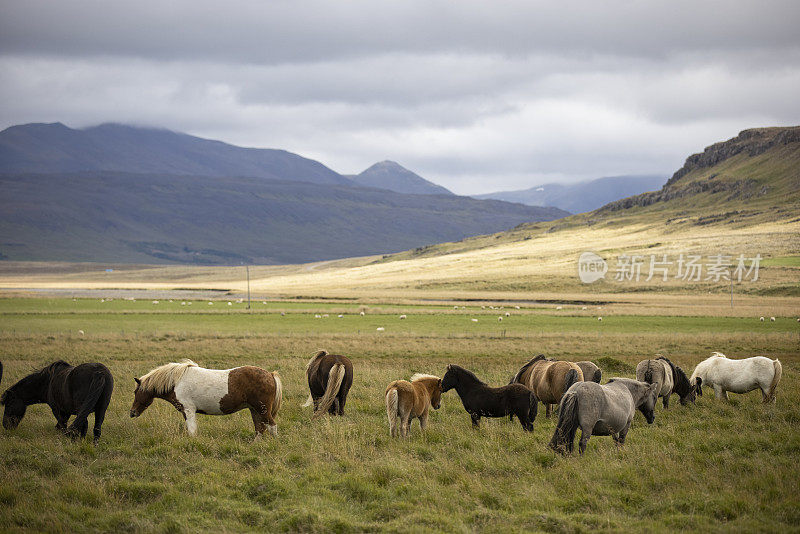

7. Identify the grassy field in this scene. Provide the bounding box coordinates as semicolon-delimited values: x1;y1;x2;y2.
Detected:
1;298;798;533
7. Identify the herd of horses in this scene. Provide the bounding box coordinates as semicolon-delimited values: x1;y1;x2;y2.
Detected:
0;350;783;455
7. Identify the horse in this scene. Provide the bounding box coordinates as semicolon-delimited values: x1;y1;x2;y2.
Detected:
1;360;114;444
690;352;782;403
385;373;442;437
441;364;537;431
576;361;602;383
636;356;699;408
509;355;583;417
549;378;658;455
302;350;354;418
130;360;282;438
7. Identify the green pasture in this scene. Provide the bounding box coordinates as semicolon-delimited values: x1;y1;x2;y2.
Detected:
0;297;798;533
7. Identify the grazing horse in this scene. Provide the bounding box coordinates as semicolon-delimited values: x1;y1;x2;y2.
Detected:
636;356;699;408
385;374;442;437
441;364;537;431
1;360;114;444
509;355;583;417
130;360;282;437
302;350;354;418
549;378;658;455
576;361;602;383
690;352;782;403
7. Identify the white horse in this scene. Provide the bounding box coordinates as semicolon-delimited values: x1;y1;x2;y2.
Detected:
690;352;782;403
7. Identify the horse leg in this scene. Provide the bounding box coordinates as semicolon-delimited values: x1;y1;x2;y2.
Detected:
184;408;198;436
545;403;552;418
51;407;69;433
578;425;592;455
249;408;267;438
93;406;107;445
712;385;727;401
337;394;347;416
329;397;339;415
419;411;428;431
663;395;670;409
470;413;480;429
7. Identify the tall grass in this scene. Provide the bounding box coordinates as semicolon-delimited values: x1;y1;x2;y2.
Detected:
0;301;798;532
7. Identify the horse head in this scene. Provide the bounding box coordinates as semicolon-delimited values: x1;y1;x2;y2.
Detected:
441;366;458;393
431;379;443;409
129;377;155;418
638;383;659;424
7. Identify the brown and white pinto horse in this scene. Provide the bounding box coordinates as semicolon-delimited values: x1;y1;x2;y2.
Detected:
130;360;282;438
303;350;354;418
509;355;583;417
385;374;442;437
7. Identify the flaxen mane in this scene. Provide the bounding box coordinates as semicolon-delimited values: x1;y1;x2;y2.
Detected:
138;360;198;395
410;373;439;383
306;350;327;372
508;354;547;385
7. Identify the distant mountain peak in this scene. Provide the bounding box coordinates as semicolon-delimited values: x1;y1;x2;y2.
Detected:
349;161;454;196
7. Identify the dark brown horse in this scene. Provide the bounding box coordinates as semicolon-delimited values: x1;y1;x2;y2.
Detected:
303;350;354;418
1;360;114;443
509;355;583;417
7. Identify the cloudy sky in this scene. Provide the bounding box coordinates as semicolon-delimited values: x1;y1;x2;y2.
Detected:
1;1;799;194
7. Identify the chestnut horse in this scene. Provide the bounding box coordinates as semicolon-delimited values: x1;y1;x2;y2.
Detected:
303;350;354;418
130;360;282;438
385;374;442;437
509;355;583;417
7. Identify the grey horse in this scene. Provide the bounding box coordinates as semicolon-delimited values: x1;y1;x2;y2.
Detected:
636;356;699;407
576;361;601;383
548;378;658;455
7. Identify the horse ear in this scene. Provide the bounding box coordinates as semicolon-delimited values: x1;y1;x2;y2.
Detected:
447;364;452;370
134;377;141;386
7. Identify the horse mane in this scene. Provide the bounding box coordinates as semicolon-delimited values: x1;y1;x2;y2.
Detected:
711;352;727;359
138;360;198;395
447;364;486;385
410;373;440;383
1;360;71;405
509;355;547;385
306;350;328;372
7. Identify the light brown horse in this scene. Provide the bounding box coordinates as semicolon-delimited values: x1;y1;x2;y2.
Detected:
509;355;583;417
385;374;442;437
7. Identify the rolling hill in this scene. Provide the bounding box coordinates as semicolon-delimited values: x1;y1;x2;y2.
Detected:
0;171;567;264
347;161;454;196
473;175;666;214
0;122;350;185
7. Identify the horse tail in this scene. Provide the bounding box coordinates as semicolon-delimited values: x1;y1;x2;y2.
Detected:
313;364;346;418
767;359;782;402
271;371;283;417
385;387;399;435
302;395;313;407
591;368;602;383
563;369;580;395
644;361;654;384
0;361;3;385
72;370;108;426
528;390;538;423
549;392;579;454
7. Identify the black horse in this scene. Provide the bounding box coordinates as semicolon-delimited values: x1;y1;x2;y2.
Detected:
441;364;537;431
1;360;114;443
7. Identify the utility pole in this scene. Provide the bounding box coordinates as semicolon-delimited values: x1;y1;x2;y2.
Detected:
246;265;251;310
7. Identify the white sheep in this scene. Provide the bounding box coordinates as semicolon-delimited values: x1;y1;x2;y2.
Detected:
338;314;344;318
582;306;587;310
399;314;407;320
280;312;285;316
454;306;459;309
360;311;365;316
515;306;520;310
322;314;329;318
471;318;479;323
78;330;85;335
227;302;232;306
556;306;563;310
152;300;159;305
208;302;213;305
505;312;510;317
314;314;321;318
498;316;503;322
376;327;385;332
760;316;765;321
770;317;776;322
598;317;603;322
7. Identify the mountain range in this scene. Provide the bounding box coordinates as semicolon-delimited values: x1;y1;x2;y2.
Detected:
0;122;567;264
473;175;666;214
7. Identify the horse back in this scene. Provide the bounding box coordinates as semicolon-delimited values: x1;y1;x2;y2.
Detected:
50;363;113;415
219;366;277;413
531;361;583;403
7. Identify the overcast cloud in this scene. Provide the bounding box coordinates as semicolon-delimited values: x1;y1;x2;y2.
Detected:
1;0;799;194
